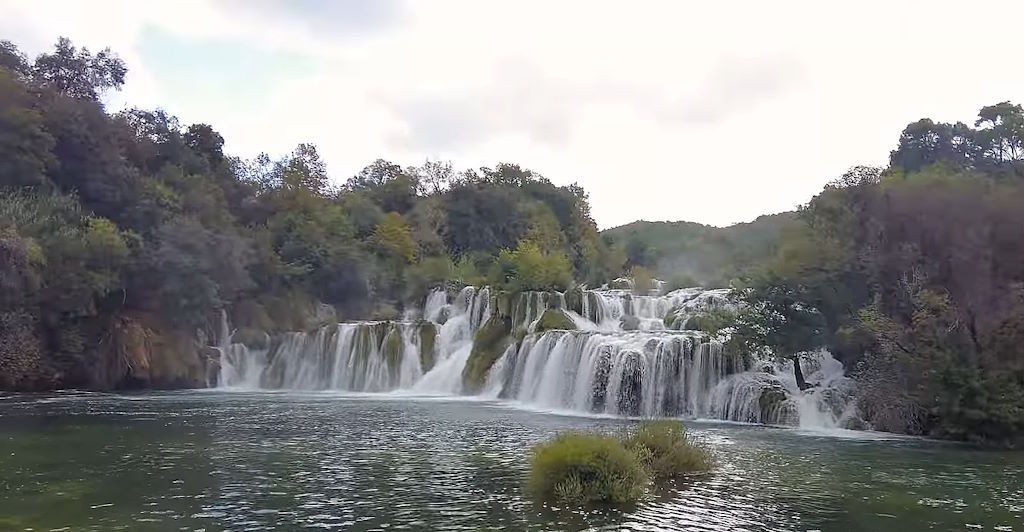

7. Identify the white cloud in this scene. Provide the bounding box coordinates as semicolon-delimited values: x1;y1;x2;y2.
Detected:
2;0;1024;228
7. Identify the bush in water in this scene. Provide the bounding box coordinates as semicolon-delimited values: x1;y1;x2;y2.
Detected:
527;421;713;507
622;420;713;480
527;432;647;506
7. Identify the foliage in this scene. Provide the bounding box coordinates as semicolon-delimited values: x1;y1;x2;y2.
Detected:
726;103;1024;443
0;37;620;391
630;265;655;294
32;37;126;101
490;241;572;293
374;212;417;263
602;213;795;287
527;432;648;507
622;420;713;480
889;102;1023;178
684;307;738;335
404;256;454;303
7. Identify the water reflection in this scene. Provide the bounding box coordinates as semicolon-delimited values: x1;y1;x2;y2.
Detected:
0;391;1020;531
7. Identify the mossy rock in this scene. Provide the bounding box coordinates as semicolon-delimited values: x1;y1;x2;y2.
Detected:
462;315;512;393
535;309;576;332
493;291;514;318
620;315;641;331
417;320;437;372
758;387;788;422
512;326;528;345
233;327;270;350
565;286;584;315
382;327;403;384
545;291;564;310
609;279;632;290
663;308;681;330
434;306;450;325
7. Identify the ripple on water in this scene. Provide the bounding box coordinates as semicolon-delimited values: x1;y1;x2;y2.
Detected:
0;392;1020;531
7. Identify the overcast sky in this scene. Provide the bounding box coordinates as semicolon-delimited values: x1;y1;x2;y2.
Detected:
3;1;1023;229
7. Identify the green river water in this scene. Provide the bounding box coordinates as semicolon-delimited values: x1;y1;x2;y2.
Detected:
0;391;1020;531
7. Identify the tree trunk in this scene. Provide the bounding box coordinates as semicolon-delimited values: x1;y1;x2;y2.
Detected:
792;356;811;391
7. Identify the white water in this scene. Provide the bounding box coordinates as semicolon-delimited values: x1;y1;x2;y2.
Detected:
217;285;860;429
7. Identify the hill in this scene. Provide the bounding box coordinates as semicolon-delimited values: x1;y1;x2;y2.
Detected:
602;212;796;286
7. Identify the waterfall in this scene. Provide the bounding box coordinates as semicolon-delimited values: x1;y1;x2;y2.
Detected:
216;285;861;430
487;330;743;417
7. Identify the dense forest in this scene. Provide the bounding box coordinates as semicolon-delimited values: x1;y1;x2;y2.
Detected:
0;38;623;391
603;213;794;288
614;103;1024;444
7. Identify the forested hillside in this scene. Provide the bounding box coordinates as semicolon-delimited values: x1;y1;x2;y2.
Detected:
0;38;623;391
726;106;1024;444
602;213;795;287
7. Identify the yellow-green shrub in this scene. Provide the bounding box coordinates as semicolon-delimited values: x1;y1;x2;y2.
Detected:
622;420;713;480
527;432;647;506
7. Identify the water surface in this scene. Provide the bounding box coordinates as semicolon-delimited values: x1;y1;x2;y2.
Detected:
0;391;1020;531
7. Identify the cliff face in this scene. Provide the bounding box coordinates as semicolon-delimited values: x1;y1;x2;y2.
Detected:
0;312;212;392
102;315;211;390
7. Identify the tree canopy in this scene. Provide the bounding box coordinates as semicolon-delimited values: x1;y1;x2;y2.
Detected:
0;37;621;391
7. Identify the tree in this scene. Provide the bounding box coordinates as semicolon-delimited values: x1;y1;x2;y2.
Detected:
32;37;126;101
279;143;329;194
491;240;572;292
0;70;56;188
974;101;1024;174
731;276;826;390
409;159;454;194
374;212;417;264
0;40;30;76
184;123;225;166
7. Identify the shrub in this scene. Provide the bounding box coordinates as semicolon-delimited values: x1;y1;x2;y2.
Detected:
622;420;713;480
527;432;647;507
630;266;655;294
491;240;572;292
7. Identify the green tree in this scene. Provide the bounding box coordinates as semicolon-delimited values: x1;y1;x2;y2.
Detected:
0;69;56;188
32;37;126;101
374;212;417;264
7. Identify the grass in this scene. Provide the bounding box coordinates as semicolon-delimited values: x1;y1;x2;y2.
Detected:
622;420;714;481
527;432;647;507
527;420;714;508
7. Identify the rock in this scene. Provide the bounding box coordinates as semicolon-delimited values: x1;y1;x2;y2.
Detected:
462;315;512;393
233;327;270;350
494;291;514;319
382;327;403;384
535;309;576;332
435;306;450;325
0;310;48;391
609;278;632;290
757;385;798;425
109;315;208;390
620;315;641;331
417;320;437;372
565;286;584;315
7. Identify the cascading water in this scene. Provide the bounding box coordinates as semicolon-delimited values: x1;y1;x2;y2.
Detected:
494;330;743;417
217;287;492;394
216;284;861;430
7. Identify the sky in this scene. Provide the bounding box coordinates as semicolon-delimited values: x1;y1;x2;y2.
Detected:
2;1;1023;229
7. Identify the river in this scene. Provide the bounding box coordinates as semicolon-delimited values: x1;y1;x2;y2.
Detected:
1;391;1020;531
